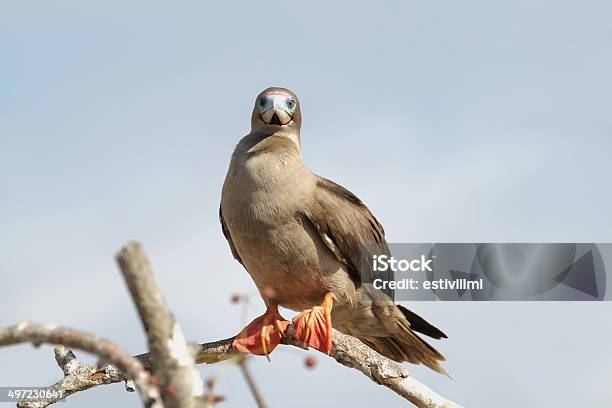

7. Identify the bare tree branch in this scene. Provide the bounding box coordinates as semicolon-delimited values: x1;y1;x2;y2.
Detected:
3;242;461;408
0;321;162;408
13;331;460;408
116;242;204;408
190;334;462;408
328;333;461;408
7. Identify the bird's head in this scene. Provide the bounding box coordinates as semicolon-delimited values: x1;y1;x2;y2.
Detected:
251;87;302;133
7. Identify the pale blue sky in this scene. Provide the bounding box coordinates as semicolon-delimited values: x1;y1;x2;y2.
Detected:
1;1;611;407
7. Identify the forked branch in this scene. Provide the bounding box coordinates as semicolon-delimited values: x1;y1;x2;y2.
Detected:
1;242;461;408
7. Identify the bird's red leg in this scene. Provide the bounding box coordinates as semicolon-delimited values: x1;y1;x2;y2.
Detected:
291;292;334;353
232;304;290;356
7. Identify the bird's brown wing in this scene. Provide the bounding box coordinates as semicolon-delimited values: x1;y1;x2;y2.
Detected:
302;176;394;298
219;205;244;266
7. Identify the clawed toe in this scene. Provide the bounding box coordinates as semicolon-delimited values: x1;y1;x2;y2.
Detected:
291;293;334;353
232;304;289;356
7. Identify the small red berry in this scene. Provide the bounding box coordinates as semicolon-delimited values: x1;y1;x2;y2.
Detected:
206;378;215;389
230;294;241;304
212;395;226;403
304;356;317;369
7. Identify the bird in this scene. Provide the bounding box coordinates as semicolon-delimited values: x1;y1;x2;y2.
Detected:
219;87;448;375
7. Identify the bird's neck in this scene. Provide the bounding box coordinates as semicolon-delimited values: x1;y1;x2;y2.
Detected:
237;130;302;158
226;130;309;202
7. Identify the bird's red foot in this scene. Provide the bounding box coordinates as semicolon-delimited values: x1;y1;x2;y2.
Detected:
291;293;334;353
232;304;289;356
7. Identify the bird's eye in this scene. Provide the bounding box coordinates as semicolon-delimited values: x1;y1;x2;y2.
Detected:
286;98;296;110
258;97;267;108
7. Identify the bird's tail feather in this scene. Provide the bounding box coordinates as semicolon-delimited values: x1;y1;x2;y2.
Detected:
359;329;450;377
397;304;447;339
349;286;450;376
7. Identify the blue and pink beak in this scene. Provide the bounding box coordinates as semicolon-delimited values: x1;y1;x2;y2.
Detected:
257;92;297;126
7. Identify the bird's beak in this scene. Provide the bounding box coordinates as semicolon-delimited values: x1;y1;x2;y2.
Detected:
259;95;293;125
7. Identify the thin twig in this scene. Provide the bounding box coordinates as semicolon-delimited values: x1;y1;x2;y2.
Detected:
237;357;266;408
